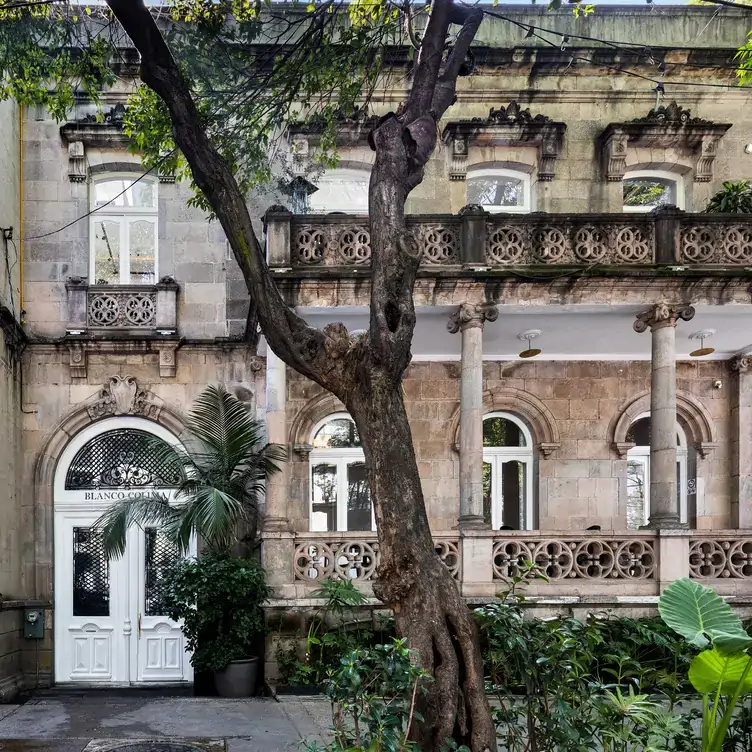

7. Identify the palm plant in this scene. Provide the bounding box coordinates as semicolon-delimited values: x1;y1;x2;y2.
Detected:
705;181;752;214
95;384;285;558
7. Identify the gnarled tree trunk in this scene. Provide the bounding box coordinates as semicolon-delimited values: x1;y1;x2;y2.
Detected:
106;1;494;748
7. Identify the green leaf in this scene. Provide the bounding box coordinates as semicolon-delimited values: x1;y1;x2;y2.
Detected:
688;648;752;695
658;578;750;650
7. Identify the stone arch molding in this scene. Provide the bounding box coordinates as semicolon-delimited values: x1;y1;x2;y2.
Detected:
612;389;718;458
31;375;188;600
289;391;347;455
449;387;561;457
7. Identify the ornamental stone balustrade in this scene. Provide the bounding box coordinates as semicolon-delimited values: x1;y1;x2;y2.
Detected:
264;209;752;269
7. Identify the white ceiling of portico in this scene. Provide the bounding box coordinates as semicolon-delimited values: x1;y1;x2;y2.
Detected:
256;304;752;361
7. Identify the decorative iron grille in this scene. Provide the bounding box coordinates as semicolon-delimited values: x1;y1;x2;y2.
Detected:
73;527;110;616
144;528;180;616
65;429;184;490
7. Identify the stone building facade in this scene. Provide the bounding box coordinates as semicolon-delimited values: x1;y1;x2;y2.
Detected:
0;5;751;692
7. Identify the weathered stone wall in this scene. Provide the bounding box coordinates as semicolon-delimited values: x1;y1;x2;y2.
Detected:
0;605;23;702
285;358;730;532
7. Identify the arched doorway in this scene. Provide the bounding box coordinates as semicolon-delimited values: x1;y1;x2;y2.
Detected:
53;417;193;685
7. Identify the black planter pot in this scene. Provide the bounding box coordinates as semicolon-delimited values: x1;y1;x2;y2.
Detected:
214;657;259;698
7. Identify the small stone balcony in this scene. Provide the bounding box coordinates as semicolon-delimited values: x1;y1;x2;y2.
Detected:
265;208;752;269
65;276;179;337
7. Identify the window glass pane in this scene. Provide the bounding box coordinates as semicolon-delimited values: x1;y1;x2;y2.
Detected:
309;175;369;214
347;462;371;531
129;219;157;284
73;528;110;617
468;175;525;208
483;461;492;526
501;460;525;530
627;459;647;529
623;177;676;209
312;418;361;448
94;179;156;209
483;417;526;447
144;528;180;616
93;218;121;284
311;463;337;531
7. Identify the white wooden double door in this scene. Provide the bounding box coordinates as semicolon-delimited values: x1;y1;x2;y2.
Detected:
54;513;193;685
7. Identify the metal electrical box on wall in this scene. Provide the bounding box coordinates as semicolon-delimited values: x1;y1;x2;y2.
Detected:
24;608;44;639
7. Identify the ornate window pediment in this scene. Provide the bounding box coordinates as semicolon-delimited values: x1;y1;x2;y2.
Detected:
442;101;567;182
598;101;732;184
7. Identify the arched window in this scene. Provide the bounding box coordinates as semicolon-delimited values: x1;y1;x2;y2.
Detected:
90;175;159;285
482;413;535;530
309;413;372;532
308;168;370;214
626;415;689;529
623;170;684;212
467;168;531;213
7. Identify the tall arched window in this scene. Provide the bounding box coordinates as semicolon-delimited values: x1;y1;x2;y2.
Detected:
308;169;370;214
482;413;535;530
90;175;158;285
467;168;531;213
623;170;685;212
626;415;689;529
309;413;372;532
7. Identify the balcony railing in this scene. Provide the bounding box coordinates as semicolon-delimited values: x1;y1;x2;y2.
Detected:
65;277;179;336
278;531;752;600
264;208;752;269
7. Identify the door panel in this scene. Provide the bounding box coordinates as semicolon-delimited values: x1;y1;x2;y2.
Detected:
136;528;193;682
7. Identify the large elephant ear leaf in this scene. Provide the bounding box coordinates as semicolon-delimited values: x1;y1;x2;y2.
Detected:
689;648;752;695
658;578;751;651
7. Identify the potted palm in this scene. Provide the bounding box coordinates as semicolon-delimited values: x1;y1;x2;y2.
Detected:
705;180;752;213
96;384;284;696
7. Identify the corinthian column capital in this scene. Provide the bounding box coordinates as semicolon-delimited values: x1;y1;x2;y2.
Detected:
633;303;695;334
447;302;498;334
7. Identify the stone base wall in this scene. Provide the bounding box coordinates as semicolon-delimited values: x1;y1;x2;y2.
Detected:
286;358;731;532
0;604;24;702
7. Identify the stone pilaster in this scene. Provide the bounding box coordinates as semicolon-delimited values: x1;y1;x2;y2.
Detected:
262;348;293;590
634;303;695;528
448;302;498;529
731;355;752;528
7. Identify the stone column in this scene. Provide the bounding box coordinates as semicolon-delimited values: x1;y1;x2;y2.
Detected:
261;347;293;592
448;302;498;529
634;303;695;528
731;355;752;528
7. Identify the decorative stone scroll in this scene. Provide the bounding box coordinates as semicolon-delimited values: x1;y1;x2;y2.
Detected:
86;375;164;420
689;537;752;579
492;537;657;581
293;537;460;582
633;303;695;333
447;302;498;334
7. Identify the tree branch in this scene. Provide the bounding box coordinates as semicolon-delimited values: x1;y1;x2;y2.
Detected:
105;0;348;388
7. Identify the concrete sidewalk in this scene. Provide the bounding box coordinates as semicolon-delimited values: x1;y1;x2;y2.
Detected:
0;692;332;752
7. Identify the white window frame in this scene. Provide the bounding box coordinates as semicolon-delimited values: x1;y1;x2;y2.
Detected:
466;168;532;214
308;168;370;215
626;413;688;527
622;170;685;213
482;412;535;530
309;412;374;532
89;175;159;285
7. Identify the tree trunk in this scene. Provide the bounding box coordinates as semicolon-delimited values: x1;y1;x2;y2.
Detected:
348;384;495;752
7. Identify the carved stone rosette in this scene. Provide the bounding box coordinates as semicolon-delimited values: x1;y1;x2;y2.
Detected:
633;303;695;333
447;302;499;334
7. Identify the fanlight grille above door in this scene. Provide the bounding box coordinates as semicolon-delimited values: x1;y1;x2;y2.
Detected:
64;428;184;490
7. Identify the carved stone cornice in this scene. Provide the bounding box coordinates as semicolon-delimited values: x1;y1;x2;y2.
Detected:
86;375;164;420
447;302;498;334
442;102;566;182
633;303;695;333
732;355;752;374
